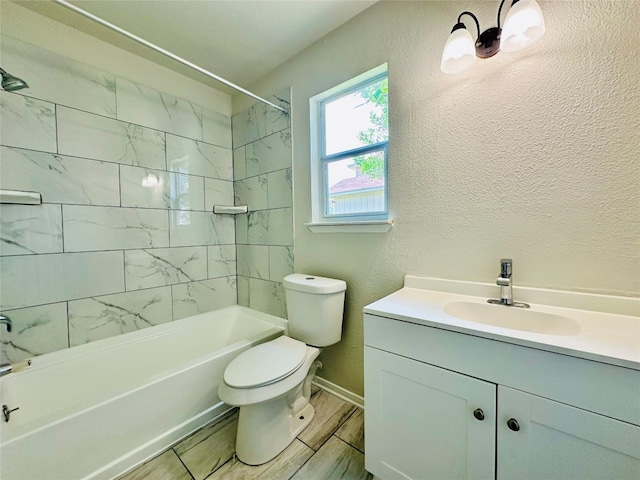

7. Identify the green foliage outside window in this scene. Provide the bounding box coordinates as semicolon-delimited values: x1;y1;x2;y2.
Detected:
354;78;388;179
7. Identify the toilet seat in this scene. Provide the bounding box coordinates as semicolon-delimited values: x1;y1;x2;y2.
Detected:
224;336;307;389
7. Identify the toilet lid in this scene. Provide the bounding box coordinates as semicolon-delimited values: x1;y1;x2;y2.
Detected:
224;336;307;389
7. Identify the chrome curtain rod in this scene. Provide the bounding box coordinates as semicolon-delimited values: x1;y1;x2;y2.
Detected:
51;0;286;113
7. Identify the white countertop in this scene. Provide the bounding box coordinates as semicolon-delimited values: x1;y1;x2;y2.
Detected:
364;277;640;371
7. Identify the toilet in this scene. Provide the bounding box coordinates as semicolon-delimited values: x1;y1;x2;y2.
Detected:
218;273;347;465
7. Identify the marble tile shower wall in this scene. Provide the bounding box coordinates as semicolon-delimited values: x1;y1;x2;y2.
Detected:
232;90;293;318
0;35;237;363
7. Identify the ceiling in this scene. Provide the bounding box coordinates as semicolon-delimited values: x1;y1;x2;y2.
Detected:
15;0;378;94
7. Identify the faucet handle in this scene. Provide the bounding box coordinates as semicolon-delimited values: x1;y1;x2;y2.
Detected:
499;258;512;277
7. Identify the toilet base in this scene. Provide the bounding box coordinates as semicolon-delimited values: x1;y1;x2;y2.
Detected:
236;400;315;465
220;343;322;466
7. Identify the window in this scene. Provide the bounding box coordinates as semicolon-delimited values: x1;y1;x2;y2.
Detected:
309;65;390;230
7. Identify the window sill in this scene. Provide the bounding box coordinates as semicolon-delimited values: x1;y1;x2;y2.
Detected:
305;220;394;234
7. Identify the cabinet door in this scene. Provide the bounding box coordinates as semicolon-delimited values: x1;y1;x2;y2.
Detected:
498;386;640;480
365;346;496;480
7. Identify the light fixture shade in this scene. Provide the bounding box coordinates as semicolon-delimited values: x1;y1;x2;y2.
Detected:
441;27;477;74
500;0;545;53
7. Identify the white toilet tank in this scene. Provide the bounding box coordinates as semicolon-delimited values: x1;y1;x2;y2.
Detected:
283;274;346;347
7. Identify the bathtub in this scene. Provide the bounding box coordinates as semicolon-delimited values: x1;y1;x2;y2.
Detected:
0;305;286;480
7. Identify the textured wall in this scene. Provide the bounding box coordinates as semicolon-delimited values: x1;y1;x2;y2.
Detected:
0;30;235;362
235;1;640;396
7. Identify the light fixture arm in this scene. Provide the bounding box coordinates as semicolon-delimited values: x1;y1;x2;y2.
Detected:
456;11;480;39
441;0;545;74
497;0;516;29
457;7;502;59
459;0;520;34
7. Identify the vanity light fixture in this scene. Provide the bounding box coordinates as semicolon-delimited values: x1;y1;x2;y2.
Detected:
440;0;545;74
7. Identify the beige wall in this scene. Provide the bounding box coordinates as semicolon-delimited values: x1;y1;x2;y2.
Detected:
235;1;640;396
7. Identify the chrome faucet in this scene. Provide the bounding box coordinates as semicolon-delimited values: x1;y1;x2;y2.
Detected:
1;315;32;378
0;314;12;333
0;359;31;378
0;315;15;378
488;259;530;308
497;258;513;305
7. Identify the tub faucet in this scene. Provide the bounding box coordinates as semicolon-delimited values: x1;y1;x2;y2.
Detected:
1;315;15;378
0;359;31;377
0;314;12;333
488;259;530;308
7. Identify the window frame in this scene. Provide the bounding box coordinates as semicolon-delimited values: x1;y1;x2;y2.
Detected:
310;65;389;226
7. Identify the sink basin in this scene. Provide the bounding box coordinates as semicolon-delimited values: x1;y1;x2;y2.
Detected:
444;301;581;336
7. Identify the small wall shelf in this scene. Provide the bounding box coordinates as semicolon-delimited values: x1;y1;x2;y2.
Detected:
0;190;42;205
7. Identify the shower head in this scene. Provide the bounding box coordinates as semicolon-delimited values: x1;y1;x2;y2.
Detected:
0;68;29;92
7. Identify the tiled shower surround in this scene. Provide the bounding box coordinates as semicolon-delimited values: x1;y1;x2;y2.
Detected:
0;35;292;364
232;92;293;318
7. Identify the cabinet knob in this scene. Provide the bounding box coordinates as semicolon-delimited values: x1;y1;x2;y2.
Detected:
507;418;520;431
473;408;485;421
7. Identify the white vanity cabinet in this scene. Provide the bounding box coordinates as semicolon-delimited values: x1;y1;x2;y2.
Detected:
365;346;496;480
364;311;640;480
497;386;640;479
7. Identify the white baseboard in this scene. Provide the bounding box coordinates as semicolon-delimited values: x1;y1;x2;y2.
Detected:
313;376;364;409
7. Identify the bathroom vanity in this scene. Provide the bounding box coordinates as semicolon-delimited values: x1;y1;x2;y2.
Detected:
364;276;640;480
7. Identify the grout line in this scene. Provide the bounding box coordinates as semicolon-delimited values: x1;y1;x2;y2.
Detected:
166;209;171;248
171;447;196;480
163;126;168;173
205;244;210;279
298;428;335;454
114;79;119;120
54;103;59;155
117;164;122;208
208;454;235;479
1;274;235;316
1;143;231;184
65;301;71;348
49;204;219;213
300;389;357;452
333;434;365;455
120;391;365;480
50;102;231;150
122;248;127;292
59;203;66;253
287;444;313;480
297;437;315;451
337;405;358;429
177;408;238;455
289;431;363;480
334;410;365;455
338;404;358;429
202;458;233;480
170;284;175;322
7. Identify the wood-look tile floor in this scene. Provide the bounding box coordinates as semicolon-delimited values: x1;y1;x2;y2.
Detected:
118;388;372;480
